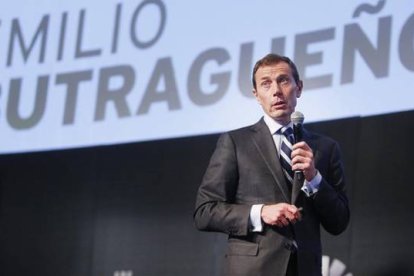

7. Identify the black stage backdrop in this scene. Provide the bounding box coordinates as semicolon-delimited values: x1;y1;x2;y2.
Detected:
0;110;413;276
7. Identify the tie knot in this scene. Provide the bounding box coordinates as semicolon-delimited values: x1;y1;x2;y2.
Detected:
281;126;293;137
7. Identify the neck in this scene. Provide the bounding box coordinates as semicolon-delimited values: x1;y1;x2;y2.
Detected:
273;118;290;126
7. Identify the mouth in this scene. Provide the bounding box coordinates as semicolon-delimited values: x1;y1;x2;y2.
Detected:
272;100;286;109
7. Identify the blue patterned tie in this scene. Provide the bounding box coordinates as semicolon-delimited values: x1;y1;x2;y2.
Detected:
280;126;294;183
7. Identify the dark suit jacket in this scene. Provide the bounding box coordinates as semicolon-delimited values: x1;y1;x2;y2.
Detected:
194;118;350;276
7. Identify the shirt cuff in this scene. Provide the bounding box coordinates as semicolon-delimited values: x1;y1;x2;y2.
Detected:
249;204;264;232
302;171;322;197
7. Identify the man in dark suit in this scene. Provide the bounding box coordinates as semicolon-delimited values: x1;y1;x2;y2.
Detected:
194;54;350;276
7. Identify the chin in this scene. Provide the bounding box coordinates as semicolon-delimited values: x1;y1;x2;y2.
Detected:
268;111;290;121
270;110;287;117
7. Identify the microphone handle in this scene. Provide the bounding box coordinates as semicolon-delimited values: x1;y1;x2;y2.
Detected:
293;123;304;175
293;123;303;144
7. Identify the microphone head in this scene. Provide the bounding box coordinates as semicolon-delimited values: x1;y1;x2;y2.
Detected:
291;111;305;125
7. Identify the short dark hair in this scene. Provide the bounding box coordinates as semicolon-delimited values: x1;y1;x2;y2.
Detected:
252;54;301;90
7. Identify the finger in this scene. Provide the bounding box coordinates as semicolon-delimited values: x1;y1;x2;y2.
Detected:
279;216;290;226
286;205;300;213
291;155;306;165
286;206;302;216
292;162;311;172
286;215;297;224
292;156;314;168
292;141;311;151
291;160;307;171
294;207;303;220
292;148;313;159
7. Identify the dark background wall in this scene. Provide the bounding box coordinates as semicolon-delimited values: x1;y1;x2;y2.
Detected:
1;110;413;276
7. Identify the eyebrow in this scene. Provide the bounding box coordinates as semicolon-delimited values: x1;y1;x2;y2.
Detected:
259;74;289;82
276;74;289;80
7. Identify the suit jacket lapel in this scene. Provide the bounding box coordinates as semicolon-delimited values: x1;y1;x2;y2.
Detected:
250;119;291;203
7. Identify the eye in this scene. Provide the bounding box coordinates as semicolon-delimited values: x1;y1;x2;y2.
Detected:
278;76;290;85
261;80;272;90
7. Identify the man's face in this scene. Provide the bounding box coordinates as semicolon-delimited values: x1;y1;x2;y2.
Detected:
253;62;302;125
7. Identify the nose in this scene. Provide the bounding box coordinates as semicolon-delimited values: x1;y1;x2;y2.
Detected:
272;81;282;96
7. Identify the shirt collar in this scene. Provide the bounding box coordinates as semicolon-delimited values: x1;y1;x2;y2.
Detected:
263;113;293;134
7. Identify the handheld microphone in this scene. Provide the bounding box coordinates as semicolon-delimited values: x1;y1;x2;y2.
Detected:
291;111;304;144
291;111;305;179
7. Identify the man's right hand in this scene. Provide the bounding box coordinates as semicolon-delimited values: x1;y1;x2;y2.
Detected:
261;203;302;227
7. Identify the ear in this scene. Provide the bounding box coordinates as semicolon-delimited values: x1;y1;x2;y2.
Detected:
296;80;303;98
252;89;261;104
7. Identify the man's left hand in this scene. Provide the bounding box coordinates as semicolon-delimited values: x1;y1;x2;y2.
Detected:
291;141;317;181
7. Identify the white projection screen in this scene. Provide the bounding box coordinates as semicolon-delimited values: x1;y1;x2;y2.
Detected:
1;0;413;153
